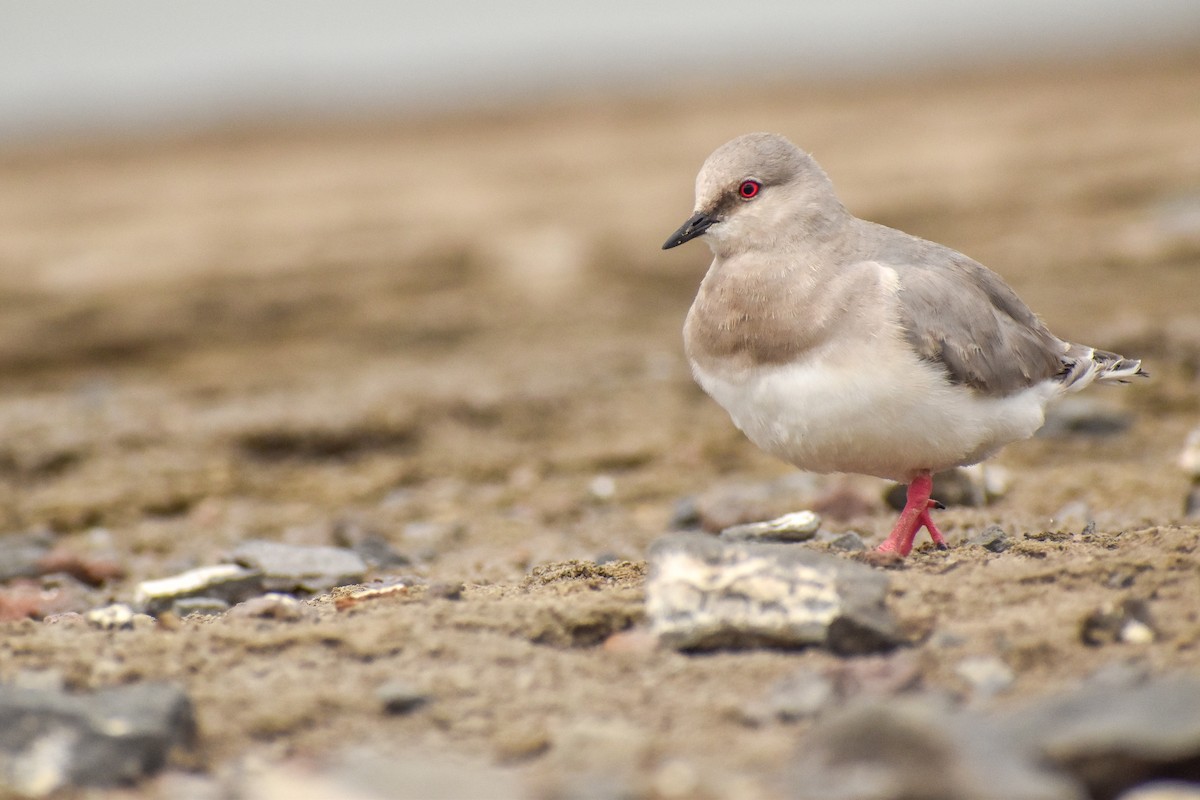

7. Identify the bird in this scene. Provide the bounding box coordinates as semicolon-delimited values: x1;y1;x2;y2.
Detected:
663;132;1146;557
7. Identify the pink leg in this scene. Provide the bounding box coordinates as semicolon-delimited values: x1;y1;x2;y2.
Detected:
876;471;948;556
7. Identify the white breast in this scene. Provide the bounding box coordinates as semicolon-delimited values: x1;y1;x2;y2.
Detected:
690;331;1058;483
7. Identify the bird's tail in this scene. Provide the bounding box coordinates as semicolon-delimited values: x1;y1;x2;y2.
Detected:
1059;345;1148;392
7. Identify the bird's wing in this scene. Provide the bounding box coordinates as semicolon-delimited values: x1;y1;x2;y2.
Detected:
869;229;1068;396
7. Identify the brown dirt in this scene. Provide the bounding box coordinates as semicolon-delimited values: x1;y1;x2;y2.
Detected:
2;52;1200;798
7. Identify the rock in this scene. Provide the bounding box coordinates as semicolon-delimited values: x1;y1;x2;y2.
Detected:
1081;598;1157;646
135;564;265;615
719;510;821;543
376;681;429;715
1039;396;1134;437
967;525;1010;553
227;593;311;621
85;603;137;630
790;695;1082;800
738;670;836;726
955;655;1015;698
232;540;367;594
1008;675;1200;799
645;534;902;654
0;683;196;795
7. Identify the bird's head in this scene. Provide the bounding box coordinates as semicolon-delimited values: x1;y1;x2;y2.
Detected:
662;132;848;257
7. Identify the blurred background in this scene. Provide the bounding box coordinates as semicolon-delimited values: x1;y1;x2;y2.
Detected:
3;0;1200;141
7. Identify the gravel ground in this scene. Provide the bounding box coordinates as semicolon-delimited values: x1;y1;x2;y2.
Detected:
1;52;1199;799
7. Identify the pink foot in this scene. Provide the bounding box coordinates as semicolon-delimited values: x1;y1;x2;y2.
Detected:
876;471;948;557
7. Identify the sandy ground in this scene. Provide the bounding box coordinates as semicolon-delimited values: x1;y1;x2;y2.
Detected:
1;52;1200;798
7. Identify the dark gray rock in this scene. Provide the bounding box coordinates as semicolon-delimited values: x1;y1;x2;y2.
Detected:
646;534;902;654
719;510;821;543
789;695;1083;800
967;525;1010;553
135;564;265;615
1007;676;1200;799
232;540;367;594
0;683;195;795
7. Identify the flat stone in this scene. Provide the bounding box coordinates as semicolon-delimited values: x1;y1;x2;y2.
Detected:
646;534;901;654
719;510;821;543
0;683;195;795
134;564;264;615
232;540;367;594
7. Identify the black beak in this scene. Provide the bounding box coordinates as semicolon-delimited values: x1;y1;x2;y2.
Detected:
662;212;717;250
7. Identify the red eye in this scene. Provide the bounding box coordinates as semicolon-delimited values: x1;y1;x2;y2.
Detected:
739;180;761;199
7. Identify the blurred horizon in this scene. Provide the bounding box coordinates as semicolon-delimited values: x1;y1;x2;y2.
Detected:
2;0;1199;144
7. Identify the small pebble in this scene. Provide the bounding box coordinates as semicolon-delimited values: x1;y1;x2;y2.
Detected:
377;681;430;715
719;510;821;543
85;603;136;630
